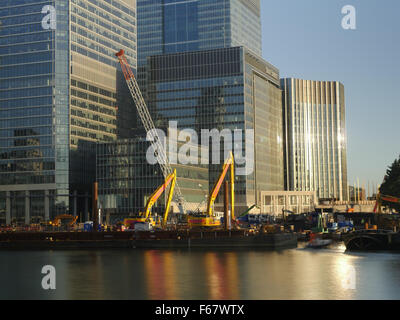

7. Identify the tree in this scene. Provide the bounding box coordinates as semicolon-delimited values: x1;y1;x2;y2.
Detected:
379;155;400;212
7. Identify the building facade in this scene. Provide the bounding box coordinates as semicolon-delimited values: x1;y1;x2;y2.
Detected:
259;190;317;216
96;137;209;222
281;78;348;201
137;0;262;87
0;0;137;225
134;0;272;213
146;47;284;211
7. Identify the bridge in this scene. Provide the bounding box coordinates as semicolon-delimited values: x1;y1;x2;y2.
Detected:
344;230;400;251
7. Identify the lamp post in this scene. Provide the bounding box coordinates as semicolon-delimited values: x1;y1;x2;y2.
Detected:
195;183;208;213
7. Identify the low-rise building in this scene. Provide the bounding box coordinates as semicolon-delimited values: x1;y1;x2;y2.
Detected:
259;190;317;216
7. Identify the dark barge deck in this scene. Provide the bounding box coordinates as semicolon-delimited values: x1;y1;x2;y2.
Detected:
0;230;297;250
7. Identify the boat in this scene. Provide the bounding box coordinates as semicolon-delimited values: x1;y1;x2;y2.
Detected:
306;238;332;249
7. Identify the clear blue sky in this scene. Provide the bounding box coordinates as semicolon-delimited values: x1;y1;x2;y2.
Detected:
260;0;400;194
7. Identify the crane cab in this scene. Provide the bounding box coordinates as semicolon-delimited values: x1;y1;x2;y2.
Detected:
123;216;155;230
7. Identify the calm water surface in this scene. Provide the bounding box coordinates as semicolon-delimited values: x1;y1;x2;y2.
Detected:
1;243;400;300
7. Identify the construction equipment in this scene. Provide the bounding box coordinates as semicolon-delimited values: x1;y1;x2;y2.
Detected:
51;214;78;227
160;169;177;229
188;152;234;228
123;169;176;229
238;204;259;217
115;49;185;214
373;193;400;213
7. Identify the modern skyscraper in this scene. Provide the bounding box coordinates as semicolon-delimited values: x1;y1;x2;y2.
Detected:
147;47;284;210
0;0;136;224
134;0;281;212
137;0;262;85
281;78;348;201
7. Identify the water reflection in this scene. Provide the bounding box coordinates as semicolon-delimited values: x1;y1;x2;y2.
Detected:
225;252;240;300
334;255;357;295
1;245;400;300
203;252;239;300
144;250;178;299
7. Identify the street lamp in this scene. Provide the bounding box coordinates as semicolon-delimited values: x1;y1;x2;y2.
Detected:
194;184;208;213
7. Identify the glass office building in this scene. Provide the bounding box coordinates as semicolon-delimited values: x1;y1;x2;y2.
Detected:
146;47;283;211
96;137;209;222
137;0;262;86
135;0;269;212
281;78;348;201
0;0;136;225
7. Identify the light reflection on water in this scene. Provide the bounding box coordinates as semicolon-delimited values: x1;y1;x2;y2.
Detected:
1;243;400;300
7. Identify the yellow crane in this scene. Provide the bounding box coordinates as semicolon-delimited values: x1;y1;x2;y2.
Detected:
123;169;176;229
188;152;234;228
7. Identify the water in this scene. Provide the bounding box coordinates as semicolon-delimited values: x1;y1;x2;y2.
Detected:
1;243;400;300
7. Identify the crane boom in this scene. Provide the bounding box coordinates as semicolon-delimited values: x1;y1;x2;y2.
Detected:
187;152;235;228
162;169;176;229
115;49;185;213
206;152;234;218
123;169;176;229
143;169;176;220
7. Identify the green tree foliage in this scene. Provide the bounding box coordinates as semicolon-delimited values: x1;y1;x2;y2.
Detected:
379;155;400;211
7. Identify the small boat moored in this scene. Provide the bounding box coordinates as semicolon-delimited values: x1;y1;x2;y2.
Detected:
307;238;332;248
306;233;332;249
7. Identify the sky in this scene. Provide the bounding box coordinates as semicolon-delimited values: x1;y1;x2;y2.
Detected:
260;0;400;194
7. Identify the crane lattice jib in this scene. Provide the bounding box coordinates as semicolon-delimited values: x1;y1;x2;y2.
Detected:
115;50;186;212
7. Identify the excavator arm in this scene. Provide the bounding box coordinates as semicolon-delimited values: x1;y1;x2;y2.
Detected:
206;152;234;218
162;170;176;229
381;195;400;203
143;169;177;222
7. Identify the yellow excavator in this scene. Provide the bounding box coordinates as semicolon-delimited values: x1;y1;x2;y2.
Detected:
123;169;176;230
51;214;78;227
187;152;234;228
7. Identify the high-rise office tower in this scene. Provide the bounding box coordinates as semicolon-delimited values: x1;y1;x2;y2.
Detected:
281;78;348;201
0;0;136;224
135;0;282;211
147;47;284;210
137;0;262;85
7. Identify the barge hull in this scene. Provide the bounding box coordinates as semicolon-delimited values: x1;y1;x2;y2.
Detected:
0;231;297;250
135;233;297;249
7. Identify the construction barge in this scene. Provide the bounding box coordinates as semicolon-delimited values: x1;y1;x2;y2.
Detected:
0;230;297;250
